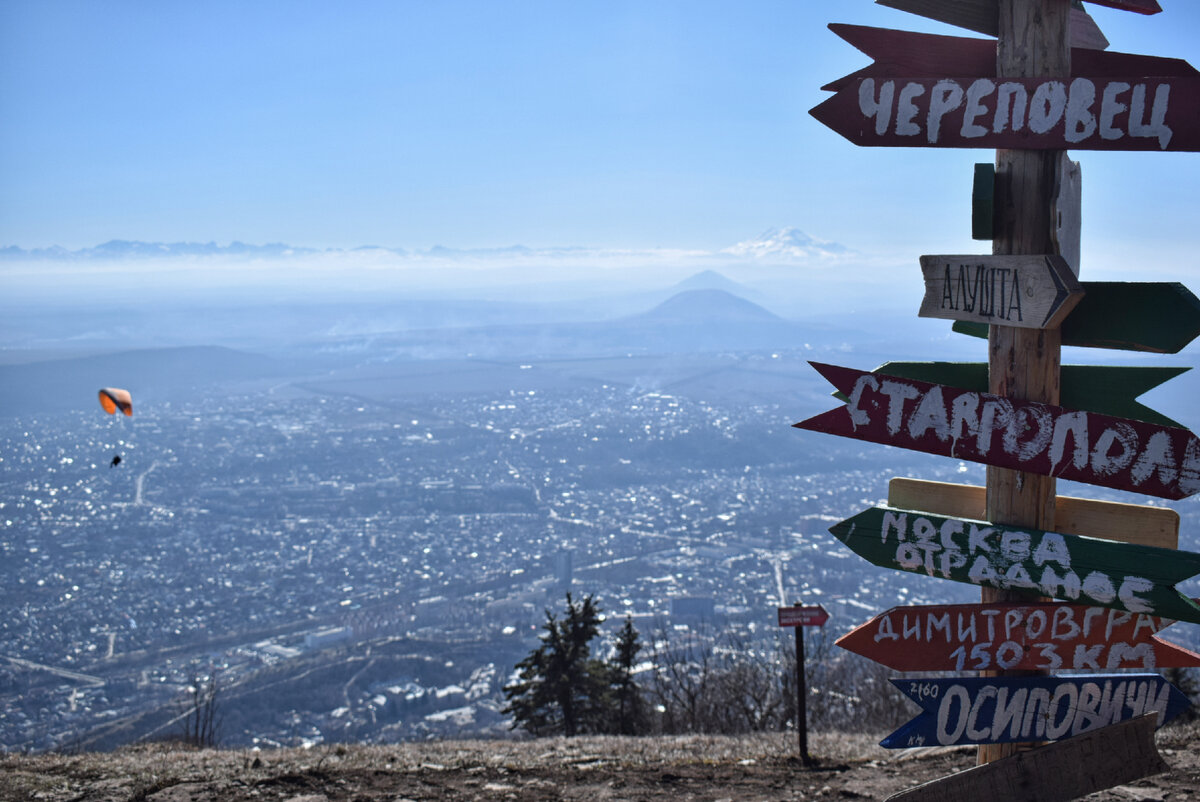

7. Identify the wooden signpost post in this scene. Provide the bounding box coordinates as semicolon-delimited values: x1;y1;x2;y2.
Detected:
802;0;1197;785
778;604;828;766
918;254;1083;329
796;362;1200;501
837;600;1200;672
881;674;1190;748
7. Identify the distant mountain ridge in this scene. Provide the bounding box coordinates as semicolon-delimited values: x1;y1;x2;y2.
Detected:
630;289;781;324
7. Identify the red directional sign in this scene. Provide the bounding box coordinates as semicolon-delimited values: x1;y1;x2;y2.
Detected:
1086;0;1162;12
811;74;1200;151
822;24;1196;94
794;362;1200;500
778;605;829;628
836;601;1200;672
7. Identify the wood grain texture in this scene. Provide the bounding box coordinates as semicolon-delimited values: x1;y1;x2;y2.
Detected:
886;714;1168;801
984;0;1071;766
874;0;1108;48
918;254;1082;329
888;477;1179;549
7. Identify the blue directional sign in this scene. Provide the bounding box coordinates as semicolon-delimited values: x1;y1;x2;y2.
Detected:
882;674;1191;749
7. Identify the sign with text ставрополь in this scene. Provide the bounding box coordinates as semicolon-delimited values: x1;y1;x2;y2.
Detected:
836;600;1200;672
918;254;1083;329
881;674;1189;749
777;605;829;627
827;505;1200;624
795;362;1200;500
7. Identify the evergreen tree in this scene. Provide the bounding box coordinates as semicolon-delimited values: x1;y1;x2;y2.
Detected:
503;593;609;736
609;616;648;735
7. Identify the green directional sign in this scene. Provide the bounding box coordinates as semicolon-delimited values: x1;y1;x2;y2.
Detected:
828;506;1200;625
836;362;1188;428
953;282;1200;354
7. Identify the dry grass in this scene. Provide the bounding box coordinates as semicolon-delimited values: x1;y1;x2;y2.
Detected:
0;731;890;800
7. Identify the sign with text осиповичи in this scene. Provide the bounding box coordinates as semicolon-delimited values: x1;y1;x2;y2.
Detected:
881;674;1189;749
810;75;1200;151
835;601;1200;673
918;254;1083;329
827;506;1200;624
794;362;1200;499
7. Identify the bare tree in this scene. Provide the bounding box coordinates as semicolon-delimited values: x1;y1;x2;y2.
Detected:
177;671;223;748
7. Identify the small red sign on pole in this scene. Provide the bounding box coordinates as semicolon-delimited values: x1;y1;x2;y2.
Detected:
778;605;829;627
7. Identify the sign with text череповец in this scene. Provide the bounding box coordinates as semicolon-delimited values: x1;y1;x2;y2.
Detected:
835;601;1200;673
881;674;1189;749
794;362;1200;500
918;254;1082;329
827;506;1200;624
777;605;829;628
810;75;1200;151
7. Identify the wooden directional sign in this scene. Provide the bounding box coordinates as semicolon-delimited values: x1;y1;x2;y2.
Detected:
888;477;1180;549
837;600;1200;672
954;281;1200;353
828;505;1200;623
811;73;1200;151
885;714;1168;802
881;674;1190;748
778;605;829;627
919;254;1083;329
796;362;1200;499
822;24;1196;94
849;362;1188;427
1087;0;1161;12
874;0;1112;48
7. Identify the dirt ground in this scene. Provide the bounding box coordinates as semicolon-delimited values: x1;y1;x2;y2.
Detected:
3;726;1199;801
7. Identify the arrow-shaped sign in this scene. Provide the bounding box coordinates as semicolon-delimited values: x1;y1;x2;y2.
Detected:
843;362;1188;427
882;674;1190;748
822;24;1194;94
837;601;1200;672
811;73;1200;151
887;715;1168;802
953;281;1200;353
796;362;1200;499
919;254;1083;329
887;476;1180;550
828;505;1200;623
874;0;1122;46
1086;0;1162;12
778;605;829;627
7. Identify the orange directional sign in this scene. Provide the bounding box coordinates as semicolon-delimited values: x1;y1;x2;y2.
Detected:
836;601;1200;672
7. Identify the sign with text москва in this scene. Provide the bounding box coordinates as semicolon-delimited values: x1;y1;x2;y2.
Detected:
827;505;1200;624
794;362;1200;500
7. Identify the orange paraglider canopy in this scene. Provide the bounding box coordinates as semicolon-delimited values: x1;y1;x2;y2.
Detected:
98;388;133;417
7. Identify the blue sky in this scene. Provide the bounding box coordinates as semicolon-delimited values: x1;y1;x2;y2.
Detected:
2;1;1199;272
